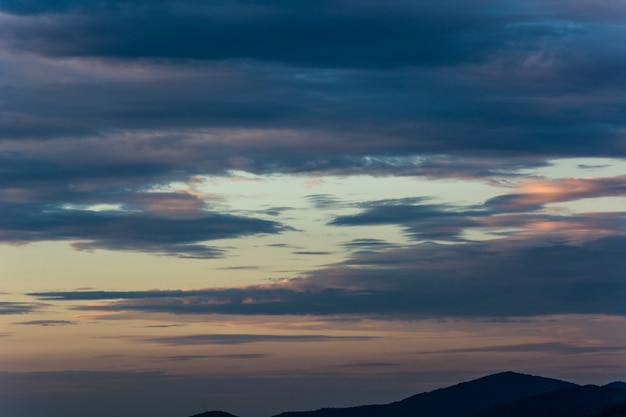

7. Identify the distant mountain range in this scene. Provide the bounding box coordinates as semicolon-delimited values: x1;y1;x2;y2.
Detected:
190;371;626;417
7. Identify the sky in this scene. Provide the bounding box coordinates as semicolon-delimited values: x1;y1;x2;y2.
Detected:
1;0;626;416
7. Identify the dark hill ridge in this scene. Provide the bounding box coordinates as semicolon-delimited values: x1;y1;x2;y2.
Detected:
606;382;626;390
188;372;626;417
471;384;626;417
587;401;626;417
273;371;574;417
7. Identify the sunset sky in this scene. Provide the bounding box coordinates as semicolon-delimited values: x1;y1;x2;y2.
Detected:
2;1;626;416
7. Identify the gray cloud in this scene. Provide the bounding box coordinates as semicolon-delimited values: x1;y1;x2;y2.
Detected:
155;354;269;361
341;238;400;252
334;361;401;368
485;175;626;212
329;194;626;243
0;0;508;68
140;333;377;346
0;202;289;258
292;251;334;256
29;235;626;317
0;301;40;315
14;320;75;326
415;342;626;356
4;0;626;317
1;0;625;160
330;198;485;241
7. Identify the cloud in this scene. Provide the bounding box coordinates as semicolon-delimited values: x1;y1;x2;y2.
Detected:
140;333;377;346
306;194;345;210
341;238;400;251
415;342;626;356
1;0;625;161
486;175;626;212
155;354;269;361
29;235;626;318
328;192;626;243
330;198;484;241
292;251;334;256
0;301;40;315
334;361;400;368
0;202;288;258
14;320;75;326
3;1;626;414
0;0;508;68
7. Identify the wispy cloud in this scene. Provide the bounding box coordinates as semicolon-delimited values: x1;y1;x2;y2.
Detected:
0;301;41;315
29;235;626;318
14;320;75;326
139;333;377;346
154;353;269;361
415;342;626;356
334;361;401;368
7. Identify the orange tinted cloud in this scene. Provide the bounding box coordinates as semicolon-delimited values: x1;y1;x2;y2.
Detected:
488;175;626;210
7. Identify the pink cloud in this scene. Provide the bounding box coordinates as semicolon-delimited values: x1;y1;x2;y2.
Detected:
489;175;626;210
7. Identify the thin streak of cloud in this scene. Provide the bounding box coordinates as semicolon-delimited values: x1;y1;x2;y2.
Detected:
14;320;75;326
334;361;401;368
139;333;377;346
155;354;270;361
0;301;41;315
414;342;626;356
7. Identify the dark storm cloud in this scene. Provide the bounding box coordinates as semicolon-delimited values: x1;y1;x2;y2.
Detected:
30;235;626;317
0;0;625;160
0;64;303;142
0;0;506;67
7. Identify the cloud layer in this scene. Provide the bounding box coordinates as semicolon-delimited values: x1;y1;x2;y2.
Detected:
30;234;626;317
3;0;626;315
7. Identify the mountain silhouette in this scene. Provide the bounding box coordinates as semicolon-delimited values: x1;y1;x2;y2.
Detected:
189;372;626;417
272;371;574;417
587;401;626;417
605;382;626;390
472;384;626;417
190;412;240;417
